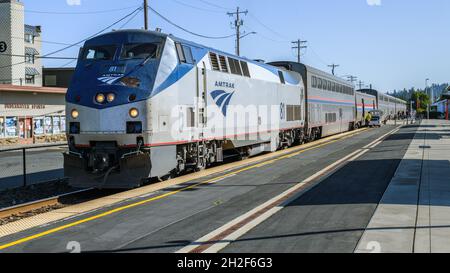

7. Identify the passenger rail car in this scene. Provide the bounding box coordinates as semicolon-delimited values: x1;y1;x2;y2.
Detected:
358;89;407;122
64;30;305;189
269;62;356;139
355;91;377;128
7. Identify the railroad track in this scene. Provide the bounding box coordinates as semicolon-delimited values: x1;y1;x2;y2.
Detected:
0;188;123;225
0;127;377;226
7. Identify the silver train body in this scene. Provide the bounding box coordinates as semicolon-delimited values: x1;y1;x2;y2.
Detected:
64;30;404;189
357;89;407;121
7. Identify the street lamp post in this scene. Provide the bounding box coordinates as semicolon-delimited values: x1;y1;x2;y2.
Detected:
237;32;256;56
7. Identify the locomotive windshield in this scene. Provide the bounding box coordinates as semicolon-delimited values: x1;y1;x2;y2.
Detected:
82;45;116;61
120;43;159;60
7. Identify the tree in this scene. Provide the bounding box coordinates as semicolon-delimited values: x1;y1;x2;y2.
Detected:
411;91;430;114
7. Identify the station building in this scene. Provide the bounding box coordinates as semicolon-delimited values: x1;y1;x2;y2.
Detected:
0;1;75;145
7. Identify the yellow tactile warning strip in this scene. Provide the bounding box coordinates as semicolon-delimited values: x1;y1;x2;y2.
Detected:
0;128;370;249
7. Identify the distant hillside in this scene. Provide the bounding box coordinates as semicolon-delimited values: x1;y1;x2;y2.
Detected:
388;83;449;101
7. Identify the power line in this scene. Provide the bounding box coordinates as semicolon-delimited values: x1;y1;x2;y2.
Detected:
119;8;143;29
169;0;224;13
20;5;141;15
148;6;234;39
58;59;77;68
196;0;233;11
248;13;288;40
0;53;77;59
0;7;143;70
11;36;73;46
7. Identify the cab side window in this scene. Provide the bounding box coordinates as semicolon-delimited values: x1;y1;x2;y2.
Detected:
176;43;195;64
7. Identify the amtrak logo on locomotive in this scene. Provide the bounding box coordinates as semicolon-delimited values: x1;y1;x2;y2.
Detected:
211;90;235;117
215;81;235;89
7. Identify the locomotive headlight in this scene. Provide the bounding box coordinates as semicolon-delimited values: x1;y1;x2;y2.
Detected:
96;93;105;104
129;108;139;118
107;93;115;103
71;109;79;119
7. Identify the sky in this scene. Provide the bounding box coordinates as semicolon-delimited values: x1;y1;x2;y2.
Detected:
20;0;450;92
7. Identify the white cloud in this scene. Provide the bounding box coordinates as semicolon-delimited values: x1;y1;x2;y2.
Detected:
66;0;81;6
367;0;382;6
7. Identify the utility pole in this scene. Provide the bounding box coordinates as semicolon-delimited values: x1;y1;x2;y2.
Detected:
357;80;365;90
426;78;430;120
347;75;357;84
292;39;307;63
228;7;248;56
144;0;149;30
328;64;339;75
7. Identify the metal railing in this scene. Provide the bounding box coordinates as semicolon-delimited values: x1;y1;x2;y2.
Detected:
0;143;68;191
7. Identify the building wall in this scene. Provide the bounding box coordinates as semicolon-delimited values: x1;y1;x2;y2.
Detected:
43;68;75;88
0;90;66;141
0;0;42;87
0;0;14;83
10;0;25;86
25;27;42;87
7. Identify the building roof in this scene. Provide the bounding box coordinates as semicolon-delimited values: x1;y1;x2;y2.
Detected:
25;24;41;37
0;84;66;94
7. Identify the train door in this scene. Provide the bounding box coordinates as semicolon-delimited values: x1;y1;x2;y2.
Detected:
339;108;343;133
197;61;207;137
362;98;366;119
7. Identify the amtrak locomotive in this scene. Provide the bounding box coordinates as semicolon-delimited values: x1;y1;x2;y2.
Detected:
64;29;406;189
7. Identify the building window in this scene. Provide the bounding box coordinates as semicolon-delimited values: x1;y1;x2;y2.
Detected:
25;75;35;84
5;117;18;137
0;117;4;138
25;34;34;44
25;54;35;64
34;117;44;135
44;75;57;86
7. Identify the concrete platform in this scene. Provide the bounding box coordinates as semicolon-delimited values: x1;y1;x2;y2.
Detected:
356;119;450;253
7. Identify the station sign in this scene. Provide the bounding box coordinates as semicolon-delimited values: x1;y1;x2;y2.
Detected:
4;104;46;110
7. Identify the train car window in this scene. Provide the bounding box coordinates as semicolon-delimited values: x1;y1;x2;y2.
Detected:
278;71;285;84
83;45;116;60
326;113;337;123
240;61;251;77
210;52;220;71
328;81;332;91
286;105;301;121
176;43;186;63
294;105;301;120
219;55;229;73
120;43;159;60
311;76;316;88
323;80;328;90
182;45;195;64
